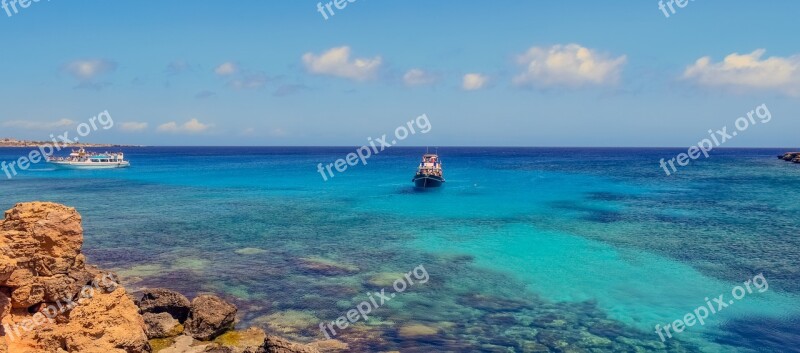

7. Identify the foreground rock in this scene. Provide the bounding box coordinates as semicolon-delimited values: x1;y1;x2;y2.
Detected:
0;202;323;353
185;295;238;341
34;285;150;353
144;312;184;339
0;202;149;353
262;335;321;353
149;327;321;353
136;291;323;353
139;288;192;322
213;327;265;352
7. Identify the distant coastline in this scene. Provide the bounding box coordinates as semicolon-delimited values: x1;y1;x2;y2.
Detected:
0;138;136;148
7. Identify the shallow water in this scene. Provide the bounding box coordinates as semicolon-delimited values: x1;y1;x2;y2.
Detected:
1;147;799;352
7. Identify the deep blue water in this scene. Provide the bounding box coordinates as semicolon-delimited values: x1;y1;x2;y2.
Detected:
1;147;799;352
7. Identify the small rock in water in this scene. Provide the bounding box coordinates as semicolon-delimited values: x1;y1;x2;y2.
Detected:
263;335;321;353
213;327;267;352
235;247;268;255
253;310;319;335
398;323;440;338
309;339;349;351
297;256;359;276
185;294;238;341
144;312;184;339
367;272;405;287
138;288;193;322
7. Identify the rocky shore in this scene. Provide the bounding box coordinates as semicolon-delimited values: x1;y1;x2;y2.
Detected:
0;202;324;353
777;152;800;163
0;138;133;148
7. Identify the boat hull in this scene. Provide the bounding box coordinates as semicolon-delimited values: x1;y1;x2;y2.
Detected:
48;161;130;170
413;175;444;188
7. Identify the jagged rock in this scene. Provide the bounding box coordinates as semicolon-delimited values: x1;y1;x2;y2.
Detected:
0;290;10;321
6;286;150;353
0;202;87;310
0;251;15;283
40;274;83;303
0;202;83;275
0;203;149;353
185;295;237;341
139;288;192;322
144;312;184;339
50;287;147;352
10;285;45;309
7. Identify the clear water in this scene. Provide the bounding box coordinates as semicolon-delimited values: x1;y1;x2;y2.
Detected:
1;147;799;352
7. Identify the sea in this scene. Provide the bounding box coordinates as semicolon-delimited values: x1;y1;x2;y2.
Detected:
1;147;798;353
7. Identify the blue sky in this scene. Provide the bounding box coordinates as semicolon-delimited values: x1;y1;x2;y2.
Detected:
0;0;798;146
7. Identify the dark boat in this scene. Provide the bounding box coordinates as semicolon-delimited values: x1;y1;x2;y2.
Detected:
412;153;445;188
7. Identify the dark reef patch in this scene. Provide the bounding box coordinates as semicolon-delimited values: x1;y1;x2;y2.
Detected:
715;316;800;352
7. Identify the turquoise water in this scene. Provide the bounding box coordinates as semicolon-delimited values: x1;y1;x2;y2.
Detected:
1;147;799;352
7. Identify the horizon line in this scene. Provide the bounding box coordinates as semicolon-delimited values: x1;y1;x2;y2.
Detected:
5;145;793;149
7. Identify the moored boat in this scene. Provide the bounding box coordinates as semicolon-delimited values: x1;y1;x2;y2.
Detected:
47;148;130;169
412;153;445;188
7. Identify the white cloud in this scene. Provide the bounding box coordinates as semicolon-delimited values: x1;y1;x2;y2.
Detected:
462;73;489;90
683;49;800;96
213;62;268;90
120;122;149;132
157;118;212;134
1;118;76;130
302;46;382;81
403;69;437;86
62;59;117;80
513;44;626;87
214;62;238;76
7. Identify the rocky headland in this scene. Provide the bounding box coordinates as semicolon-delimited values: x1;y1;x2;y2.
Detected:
778;152;800;163
0;138;133;148
0;202;324;353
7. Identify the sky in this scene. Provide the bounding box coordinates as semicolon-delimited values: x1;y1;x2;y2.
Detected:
0;0;798;147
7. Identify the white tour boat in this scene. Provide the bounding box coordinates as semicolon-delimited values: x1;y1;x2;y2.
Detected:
47;148;130;169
